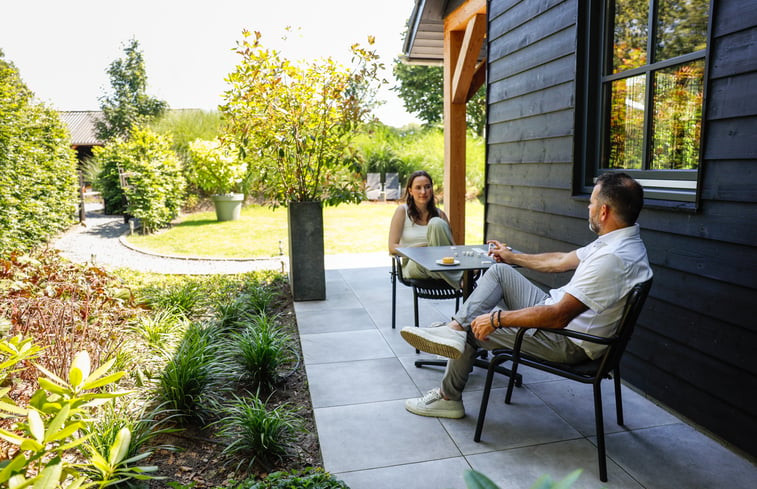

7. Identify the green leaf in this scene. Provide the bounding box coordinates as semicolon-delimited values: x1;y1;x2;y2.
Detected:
33;364;66;387
32;462;62;489
0;454;28;483
8;473;31;489
464;470;501;489
19;438;44;452
0;399;26;416
27;409;44;443
69;351;91;387
82;371;125;390
551;469;583;489
43;404;70;443
0;428;26;445
37;378;67;397
82;357;115;387
57;432;94;451
108;427;132;466
45;421;83;443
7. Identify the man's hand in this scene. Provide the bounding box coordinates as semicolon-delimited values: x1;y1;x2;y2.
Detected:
487;240;515;264
471;312;498;341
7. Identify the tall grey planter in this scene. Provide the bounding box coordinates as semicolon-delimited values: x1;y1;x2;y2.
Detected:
287;201;326;301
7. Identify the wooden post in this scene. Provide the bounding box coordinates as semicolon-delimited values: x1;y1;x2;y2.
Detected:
444;28;467;245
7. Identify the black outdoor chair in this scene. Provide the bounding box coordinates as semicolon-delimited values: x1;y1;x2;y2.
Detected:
390;254;462;332
473;278;653;482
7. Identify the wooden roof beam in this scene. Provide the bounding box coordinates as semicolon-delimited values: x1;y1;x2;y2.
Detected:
444;0;486;31
467;59;487;102
452;13;486;104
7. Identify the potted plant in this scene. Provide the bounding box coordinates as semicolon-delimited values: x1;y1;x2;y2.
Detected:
187;138;248;221
220;30;383;300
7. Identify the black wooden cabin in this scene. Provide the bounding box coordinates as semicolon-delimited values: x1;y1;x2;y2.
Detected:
404;0;757;458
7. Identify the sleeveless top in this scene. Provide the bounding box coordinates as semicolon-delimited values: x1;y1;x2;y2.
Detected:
399;206;428;247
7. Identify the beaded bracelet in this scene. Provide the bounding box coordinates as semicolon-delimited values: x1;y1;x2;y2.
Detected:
489;310;496;329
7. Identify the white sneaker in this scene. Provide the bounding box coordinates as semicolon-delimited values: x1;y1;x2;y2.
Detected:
400;325;467;359
405;388;464;418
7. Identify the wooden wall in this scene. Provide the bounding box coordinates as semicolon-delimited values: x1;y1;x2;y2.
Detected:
484;0;757;456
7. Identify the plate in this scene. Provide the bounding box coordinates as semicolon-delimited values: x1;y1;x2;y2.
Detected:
436;259;460;266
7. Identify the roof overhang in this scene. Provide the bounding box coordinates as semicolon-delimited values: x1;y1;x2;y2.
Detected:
402;0;485;66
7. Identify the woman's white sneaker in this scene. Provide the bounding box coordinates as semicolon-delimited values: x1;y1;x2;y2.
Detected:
400;325;467;359
405;388;464;418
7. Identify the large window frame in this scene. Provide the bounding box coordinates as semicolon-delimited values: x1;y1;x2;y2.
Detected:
575;0;713;208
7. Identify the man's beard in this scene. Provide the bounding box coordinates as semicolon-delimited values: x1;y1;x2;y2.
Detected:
588;216;600;234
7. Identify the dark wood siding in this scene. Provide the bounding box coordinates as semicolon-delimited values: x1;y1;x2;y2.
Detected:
484;0;757;456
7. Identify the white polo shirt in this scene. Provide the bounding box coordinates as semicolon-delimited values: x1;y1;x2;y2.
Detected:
544;224;653;359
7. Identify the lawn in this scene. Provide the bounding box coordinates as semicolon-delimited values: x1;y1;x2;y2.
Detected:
125;200;485;258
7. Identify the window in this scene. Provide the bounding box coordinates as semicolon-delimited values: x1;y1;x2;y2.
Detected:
578;0;711;204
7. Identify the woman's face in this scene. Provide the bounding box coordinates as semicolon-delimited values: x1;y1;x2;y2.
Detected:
408;175;433;206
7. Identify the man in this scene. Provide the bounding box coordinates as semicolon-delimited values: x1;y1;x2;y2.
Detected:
400;172;653;418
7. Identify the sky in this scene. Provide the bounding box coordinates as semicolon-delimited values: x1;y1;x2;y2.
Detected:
0;0;421;127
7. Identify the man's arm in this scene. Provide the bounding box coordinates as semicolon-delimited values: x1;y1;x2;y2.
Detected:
488;240;580;273
470;292;588;341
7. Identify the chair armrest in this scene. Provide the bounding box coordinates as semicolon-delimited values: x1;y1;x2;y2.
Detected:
505;326;618;348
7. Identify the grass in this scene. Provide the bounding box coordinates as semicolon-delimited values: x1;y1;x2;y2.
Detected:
125;200;485;258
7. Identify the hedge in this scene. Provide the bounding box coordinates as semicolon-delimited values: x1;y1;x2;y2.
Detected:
0;51;78;256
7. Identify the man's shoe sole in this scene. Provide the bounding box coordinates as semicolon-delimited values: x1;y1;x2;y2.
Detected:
400;328;464;359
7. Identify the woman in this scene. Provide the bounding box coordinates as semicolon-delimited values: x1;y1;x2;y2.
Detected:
388;170;462;289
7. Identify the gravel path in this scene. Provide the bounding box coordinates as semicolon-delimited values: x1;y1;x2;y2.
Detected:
52;205;388;274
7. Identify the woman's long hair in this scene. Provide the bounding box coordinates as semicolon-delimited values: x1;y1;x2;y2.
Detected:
405;170;440;224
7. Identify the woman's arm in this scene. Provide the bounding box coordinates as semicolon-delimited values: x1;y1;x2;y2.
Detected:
388;205;407;255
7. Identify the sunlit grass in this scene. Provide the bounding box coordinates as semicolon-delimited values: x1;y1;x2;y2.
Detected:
125;200;484;258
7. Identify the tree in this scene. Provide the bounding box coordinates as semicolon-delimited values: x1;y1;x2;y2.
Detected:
220;30;384;207
392;59;486;136
95;39;167;141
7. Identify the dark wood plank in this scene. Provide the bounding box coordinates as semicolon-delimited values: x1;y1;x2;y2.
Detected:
700;160;757;203
488;136;574;164
643;229;757;288
487;161;573;189
488;27;576;81
703;116;757;160
489;54;575;100
639;297;757;375
709;26;757;79
623;355;757;457
489;0;576;55
713;0;757;38
489;81;575;124
488;109;575;144
707;72;757;121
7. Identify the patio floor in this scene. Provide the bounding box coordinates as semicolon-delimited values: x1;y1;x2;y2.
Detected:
295;259;757;489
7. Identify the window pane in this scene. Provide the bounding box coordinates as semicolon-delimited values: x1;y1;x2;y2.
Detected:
651;60;704;170
611;0;649;73
655;0;709;61
607;74;646;169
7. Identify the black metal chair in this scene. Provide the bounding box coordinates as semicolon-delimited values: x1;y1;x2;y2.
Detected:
390;254;462;331
473;278;653;482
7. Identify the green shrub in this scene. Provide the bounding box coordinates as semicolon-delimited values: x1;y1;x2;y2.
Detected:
150;109;224;162
94;127;187;232
351;124;486;199
157;322;224;424
228;314;295;390
0;348;160;488
238;467;349;489
138;280;209;319
213;395;303;471
0;52;78;256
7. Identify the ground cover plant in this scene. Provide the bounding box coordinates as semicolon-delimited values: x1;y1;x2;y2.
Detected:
124;200;485;258
0;249;335;488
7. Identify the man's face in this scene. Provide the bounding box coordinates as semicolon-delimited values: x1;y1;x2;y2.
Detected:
588;184;602;234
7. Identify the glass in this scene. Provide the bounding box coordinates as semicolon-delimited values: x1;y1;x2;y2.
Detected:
611;0;649;73
651;60;704;170
607;74;646;169
655;0;709;62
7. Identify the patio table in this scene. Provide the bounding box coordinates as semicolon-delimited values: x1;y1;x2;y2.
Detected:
395;244;522;386
395;244;496;300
